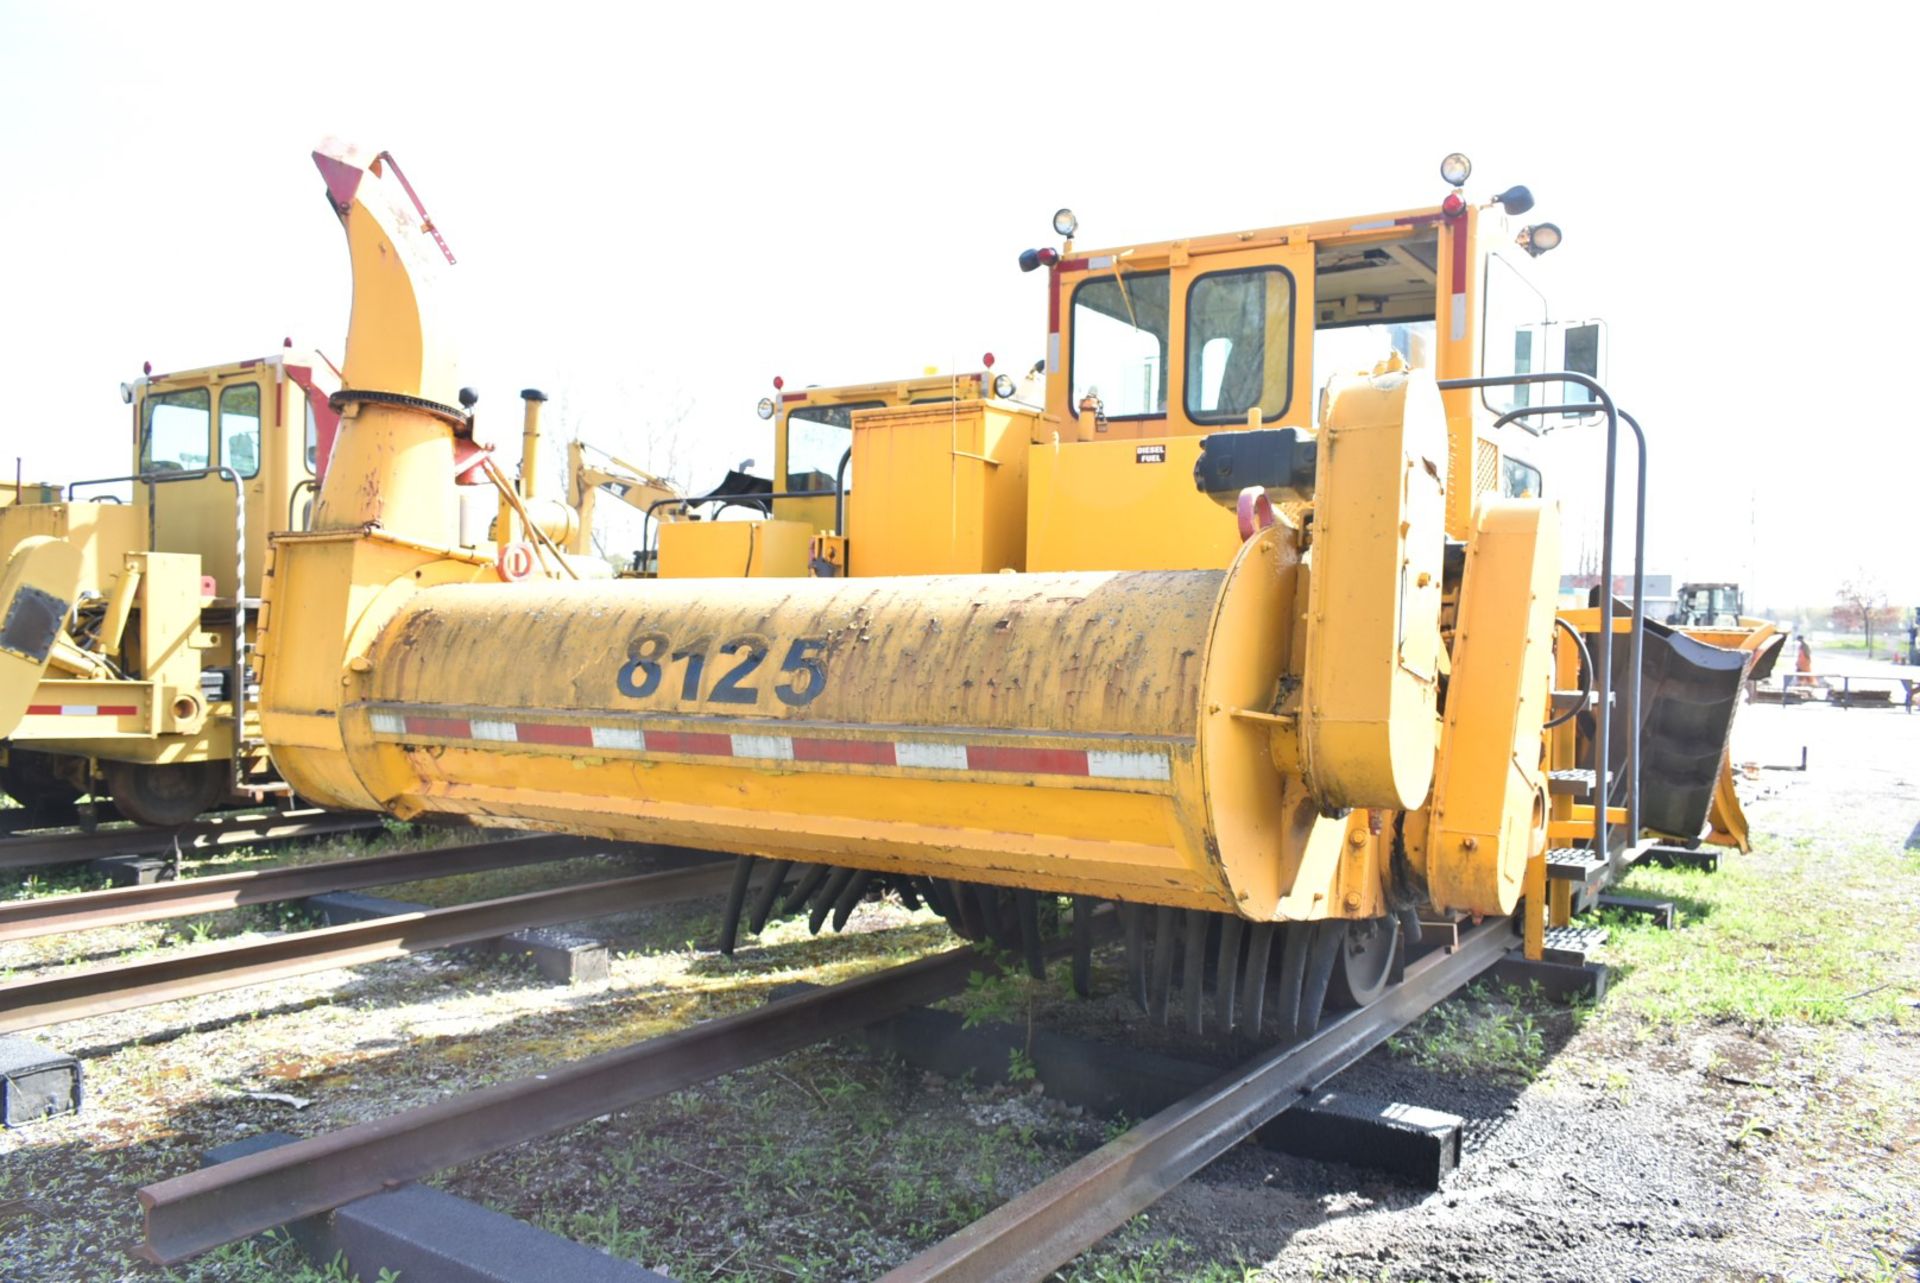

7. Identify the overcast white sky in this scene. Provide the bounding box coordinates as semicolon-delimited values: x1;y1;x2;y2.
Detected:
2;2;1914;612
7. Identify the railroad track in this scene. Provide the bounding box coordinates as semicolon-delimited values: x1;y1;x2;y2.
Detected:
0;849;732;1033
0;808;384;872
879;917;1513;1282
134;914;1515;1275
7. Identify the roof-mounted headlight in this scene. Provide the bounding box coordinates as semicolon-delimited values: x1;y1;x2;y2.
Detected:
1517;223;1563;257
1052;207;1078;238
1440;153;1472;187
756;397;776;420
992;373;1017;399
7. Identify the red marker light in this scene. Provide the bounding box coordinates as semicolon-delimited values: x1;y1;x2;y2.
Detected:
772;375;784;390
283;336;293;348
1441;193;1467;219
1038;247;1059;266
983;352;995;369
143;361;151;375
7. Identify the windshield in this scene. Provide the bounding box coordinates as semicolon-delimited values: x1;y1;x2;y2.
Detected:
785;401;882;492
1070;271;1170;419
142;388;211;473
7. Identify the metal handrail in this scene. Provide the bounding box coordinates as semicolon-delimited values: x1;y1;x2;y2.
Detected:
1437;372;1643;863
288;478;316;532
66;466;250;794
1477;397;1648;845
834;446;853;537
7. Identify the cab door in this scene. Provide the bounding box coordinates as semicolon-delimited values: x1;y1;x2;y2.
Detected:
1167;242;1316;436
138;373;259;600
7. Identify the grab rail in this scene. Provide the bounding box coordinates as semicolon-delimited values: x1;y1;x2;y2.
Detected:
1438;373;1645;863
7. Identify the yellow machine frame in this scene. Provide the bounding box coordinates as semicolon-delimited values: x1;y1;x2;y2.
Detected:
0;348;337;822
258;146;1588;949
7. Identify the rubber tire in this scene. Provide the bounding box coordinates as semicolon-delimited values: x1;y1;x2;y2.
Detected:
1325;915;1400;1010
102;759;228;828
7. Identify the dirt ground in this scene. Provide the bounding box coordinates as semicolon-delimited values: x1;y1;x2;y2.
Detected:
1;685;1915;1282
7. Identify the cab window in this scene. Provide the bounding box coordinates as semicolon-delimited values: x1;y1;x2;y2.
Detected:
1185;267;1295;422
142;388;212;473
1502;455;1542;498
1070;271;1169;419
304;396;318;473
785;401;882;492
220;383;262;478
1481;252;1549;416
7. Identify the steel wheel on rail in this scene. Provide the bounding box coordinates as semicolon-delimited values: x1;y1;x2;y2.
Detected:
102;759;228;828
1325;914;1399;1010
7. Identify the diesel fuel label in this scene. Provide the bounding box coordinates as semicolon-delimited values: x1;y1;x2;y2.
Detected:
1135;444;1167;464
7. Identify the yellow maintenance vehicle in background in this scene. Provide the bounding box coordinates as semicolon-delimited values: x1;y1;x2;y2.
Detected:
0;347;340;826
2;481;62;509
647;363;1021;580
250;144;1757;1040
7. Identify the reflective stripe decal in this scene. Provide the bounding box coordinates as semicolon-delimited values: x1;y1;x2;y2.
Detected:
894;741;969;771
794;737;897;766
1087;750;1173;781
25;704;139;716
731;733;795;761
967;745;1089;776
590;724;646;752
368;707;1175;784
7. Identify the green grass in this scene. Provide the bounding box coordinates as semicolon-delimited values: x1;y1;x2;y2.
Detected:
1596;831;1920;1027
1387;979;1556;1080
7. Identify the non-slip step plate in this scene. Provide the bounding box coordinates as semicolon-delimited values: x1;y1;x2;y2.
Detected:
1541;924;1609;965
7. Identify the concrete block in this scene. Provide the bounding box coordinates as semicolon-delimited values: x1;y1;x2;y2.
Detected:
1257;1090;1462;1188
498;927;610;985
1594;894;1675;929
0;1034;82;1126
202;1133;676;1281
300;892;610;985
89;854;176;886
1488;954;1608;1004
303;890;426;925
1642;845;1719;874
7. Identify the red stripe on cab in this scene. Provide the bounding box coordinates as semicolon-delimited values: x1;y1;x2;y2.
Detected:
25;705;58;715
966;745;1090;776
99;706;139;716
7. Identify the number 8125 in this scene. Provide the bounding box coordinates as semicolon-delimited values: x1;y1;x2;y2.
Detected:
617;632;829;707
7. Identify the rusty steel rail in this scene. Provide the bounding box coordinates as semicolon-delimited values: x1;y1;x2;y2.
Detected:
136;941;986;1263
0;808;382;871
879;918;1515;1283
0;860;734;1034
0;832;678;943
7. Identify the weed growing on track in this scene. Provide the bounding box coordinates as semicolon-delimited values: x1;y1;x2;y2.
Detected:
1387;980;1553;1081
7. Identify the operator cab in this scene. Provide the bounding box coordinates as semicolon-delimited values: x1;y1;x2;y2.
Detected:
1019;154;1600;570
121;347;340;599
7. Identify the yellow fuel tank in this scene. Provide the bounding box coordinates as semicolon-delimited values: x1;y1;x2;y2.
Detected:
331;533;1353;919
